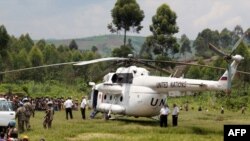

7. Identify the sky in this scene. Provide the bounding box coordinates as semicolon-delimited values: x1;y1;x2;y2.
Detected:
0;0;250;40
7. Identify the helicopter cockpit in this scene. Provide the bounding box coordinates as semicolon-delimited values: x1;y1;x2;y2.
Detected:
103;66;149;84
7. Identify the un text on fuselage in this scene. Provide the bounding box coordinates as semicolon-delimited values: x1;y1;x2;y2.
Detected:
150;98;165;106
156;81;187;88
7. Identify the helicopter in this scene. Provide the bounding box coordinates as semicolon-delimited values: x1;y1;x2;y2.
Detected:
73;54;243;118
70;32;249;119
1;33;249;119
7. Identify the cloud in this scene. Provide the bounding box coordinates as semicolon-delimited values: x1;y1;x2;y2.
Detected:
224;16;243;28
194;1;231;27
1;0;250;40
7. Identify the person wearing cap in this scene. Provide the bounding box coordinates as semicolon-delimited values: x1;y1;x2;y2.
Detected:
15;102;26;133
80;96;87;120
63;97;74;120
43;101;54;129
23;98;33;130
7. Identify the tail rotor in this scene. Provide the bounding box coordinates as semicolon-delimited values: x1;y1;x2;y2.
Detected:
208;32;247;94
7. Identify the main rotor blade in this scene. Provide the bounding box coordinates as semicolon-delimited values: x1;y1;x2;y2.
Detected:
139;59;224;70
134;60;172;74
230;32;247;55
74;57;128;66
140;59;250;75
0;62;76;74
208;43;228;57
237;70;250;75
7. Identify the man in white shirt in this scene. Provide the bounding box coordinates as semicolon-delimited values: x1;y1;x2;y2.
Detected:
172;103;179;126
64;97;73;120
80;96;87;120
159;104;170;127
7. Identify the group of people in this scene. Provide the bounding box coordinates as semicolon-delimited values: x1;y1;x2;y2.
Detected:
0;96;33;141
0;95;56;140
159;103;179;127
63;96;87;120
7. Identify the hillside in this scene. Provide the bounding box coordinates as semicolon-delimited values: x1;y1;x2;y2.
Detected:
46;34;146;57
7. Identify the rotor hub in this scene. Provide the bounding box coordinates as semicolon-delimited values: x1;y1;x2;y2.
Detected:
231;55;244;62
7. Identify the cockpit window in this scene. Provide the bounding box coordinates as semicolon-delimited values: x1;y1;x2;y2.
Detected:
111;73;133;84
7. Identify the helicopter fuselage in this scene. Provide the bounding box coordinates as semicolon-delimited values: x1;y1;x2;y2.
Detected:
89;65;230;117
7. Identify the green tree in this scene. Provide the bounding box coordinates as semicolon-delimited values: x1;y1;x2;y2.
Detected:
234;42;250;87
19;33;34;51
108;0;144;46
149;4;179;56
0;25;10;57
36;39;46;51
139;36;153;59
29;46;43;66
112;45;133;57
194;28;220;57
180;34;191;56
43;44;60;64
69;39;78;50
6;49;31;81
28;46;44;81
71;50;83;62
57;45;69;53
219;28;233;49
91;46;98;53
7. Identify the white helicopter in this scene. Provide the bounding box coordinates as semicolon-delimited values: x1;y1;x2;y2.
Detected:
71;32;249;119
1;33;249;119
73;54;243;118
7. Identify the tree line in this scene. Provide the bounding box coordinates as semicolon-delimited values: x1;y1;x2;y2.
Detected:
0;25;106;84
0;0;250;89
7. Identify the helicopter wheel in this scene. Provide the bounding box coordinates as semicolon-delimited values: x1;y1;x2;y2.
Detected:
104;112;111;120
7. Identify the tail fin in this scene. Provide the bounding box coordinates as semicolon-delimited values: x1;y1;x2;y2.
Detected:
219;55;244;84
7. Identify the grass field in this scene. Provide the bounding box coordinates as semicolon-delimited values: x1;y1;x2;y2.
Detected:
18;108;250;141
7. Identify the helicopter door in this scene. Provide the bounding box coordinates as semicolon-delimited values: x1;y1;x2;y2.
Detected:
92;90;98;109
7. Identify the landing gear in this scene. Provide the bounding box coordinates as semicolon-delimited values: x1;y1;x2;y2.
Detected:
104;112;111;120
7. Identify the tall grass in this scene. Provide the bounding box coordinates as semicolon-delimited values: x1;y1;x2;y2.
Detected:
18;108;250;141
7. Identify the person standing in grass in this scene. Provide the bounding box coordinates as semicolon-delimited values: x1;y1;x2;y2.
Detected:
15;102;26;133
64;97;74;120
80;96;87;120
172;103;179;127
23;98;33;130
43;101;54;129
221;106;224;114
159;104;170;127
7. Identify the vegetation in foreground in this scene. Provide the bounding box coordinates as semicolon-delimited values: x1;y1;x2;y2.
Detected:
19;107;250;141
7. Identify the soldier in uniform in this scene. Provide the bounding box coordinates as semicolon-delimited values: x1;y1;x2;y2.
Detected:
43;101;54;129
23;98;33;130
15;102;26;133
